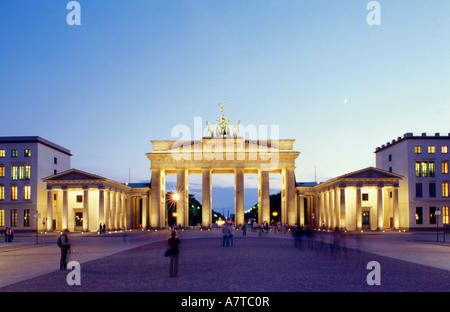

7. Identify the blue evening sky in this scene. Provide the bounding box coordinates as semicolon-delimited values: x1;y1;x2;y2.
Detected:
1;1;449;212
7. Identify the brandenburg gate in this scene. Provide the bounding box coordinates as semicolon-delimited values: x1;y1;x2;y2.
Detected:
146;105;300;229
147;138;299;229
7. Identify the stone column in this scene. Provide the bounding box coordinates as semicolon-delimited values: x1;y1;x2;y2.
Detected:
150;169;161;229
393;187;399;229
126;195;131;229
202;169;212;228
286;168;296;226
47;188;53;232
83;188;89;232
356;186;362;230
377;186;384;230
105;190;111;230
111;191;116;230
339;187;346;230
235;169;245;227
299;194;305;226
98;189;105;226
334;188;340;229
142;195;149;229
62;187;68;230
259;170;270;225
176;169;187;228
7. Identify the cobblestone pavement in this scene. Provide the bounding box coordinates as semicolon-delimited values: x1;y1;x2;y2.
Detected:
1;232;449;292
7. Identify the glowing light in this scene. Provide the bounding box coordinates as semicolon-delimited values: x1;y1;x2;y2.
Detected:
172;193;180;201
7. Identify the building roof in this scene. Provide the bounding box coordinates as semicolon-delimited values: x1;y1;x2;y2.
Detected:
0;136;72;156
43;168;131;191
375;132;450;153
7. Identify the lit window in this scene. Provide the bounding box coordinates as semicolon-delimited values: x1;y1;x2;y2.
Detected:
0;186;4;200
443;207;449;225
0;165;4;177
11;209;17;227
416;162;421;177
429;162;435;177
416;207;423;224
443;182;449;198
0;209;4;227
415;146;422;154
11;185;18;200
0;150;5;157
428;146;435;154
442;146;448;154
24;149;31;157
443;162;449;174
11;166;18;181
18;166;24;180
11;150;18;157
25;165;31;180
24;185;31;200
430;207;437;224
23;209;30;227
421;162;428;177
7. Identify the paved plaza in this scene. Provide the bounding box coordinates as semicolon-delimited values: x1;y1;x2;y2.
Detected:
0;229;449;292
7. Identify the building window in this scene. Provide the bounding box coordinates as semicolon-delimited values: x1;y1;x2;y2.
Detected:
10;209;17;227
23;209;30;227
0;165;4;177
11;166;18;181
416;161;435;177
442;146;448;154
429;162;435;177
388;154;392;162
362;193;369;201
443;182;449;198
76;195;83;203
443;162;449;174
416;207;423;224
416;183;423;198
11;186;18;200
415;146;422;154
389;167;392;173
18;166;24;180
429;183;436;198
0;150;5;157
24;149;31;157
25;165;31;180
24;185;31;200
416;162;421;177
421;162;428;177
54;157;58;165
429;207;437;224
443;207;449;225
0;186;4;200
0;210;4;227
428;146;436;154
11;149;18;157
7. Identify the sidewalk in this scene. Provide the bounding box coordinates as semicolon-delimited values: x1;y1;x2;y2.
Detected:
0;229;449;289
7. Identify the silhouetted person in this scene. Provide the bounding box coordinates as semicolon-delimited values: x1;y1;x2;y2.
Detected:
58;229;72;270
168;231;180;277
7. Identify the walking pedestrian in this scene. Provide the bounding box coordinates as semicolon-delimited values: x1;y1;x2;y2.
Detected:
222;222;230;247
229;224;235;246
167;231;180;278
58;229;72;270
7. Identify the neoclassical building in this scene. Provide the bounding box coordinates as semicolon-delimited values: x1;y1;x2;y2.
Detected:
43;169;149;232
296;167;402;231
